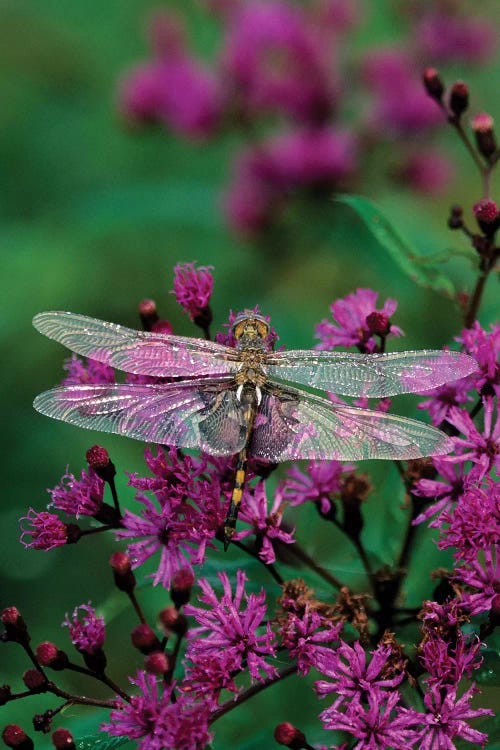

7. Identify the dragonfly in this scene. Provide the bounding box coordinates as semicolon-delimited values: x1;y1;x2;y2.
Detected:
33;310;477;547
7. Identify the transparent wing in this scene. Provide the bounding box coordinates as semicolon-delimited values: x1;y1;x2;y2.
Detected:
265;349;477;397
250;384;453;461
33;378;248;455
33;311;240;377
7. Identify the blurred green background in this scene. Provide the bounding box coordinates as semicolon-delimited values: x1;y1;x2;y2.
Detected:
2;0;500;746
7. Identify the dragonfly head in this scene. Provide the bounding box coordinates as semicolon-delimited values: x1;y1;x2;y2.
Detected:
232;312;270;342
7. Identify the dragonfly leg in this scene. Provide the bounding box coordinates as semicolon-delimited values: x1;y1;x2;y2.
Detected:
223;453;247;550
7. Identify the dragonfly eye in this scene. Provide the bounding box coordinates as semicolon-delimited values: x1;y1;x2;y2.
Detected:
232;314;270;340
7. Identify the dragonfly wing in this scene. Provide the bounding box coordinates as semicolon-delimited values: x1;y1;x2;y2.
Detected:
33;311;239;377
250;384;453;461
33;378;247;455
265;349;477;397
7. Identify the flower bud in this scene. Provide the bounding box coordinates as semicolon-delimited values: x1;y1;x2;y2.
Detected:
366;311;390;336
2;726;34;750
151;319;173;334
1;607;29;644
131;623;161;654
473;199;500;236
138;299;159;331
158;607;188;637
471;113;497;159
33;711;53;734
170;569;195;608
22;670;46;692
449;81;469;118
447;204;464;230
144;650;171;675
422;67;444;102
274;722;306;748
86;446;116;484
35;642;69;670
110;552;136;593
51;728;75;749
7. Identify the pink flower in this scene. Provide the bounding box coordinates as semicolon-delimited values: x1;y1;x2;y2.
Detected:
172;262;214;321
280;460;354;514
411;458;467;527
48;467;104;519
184;570;277;681
102;671;213;750
234;481;295;564
398;150;454;195
19;509;72;550
445;397;500;479
62;354;115;386
416;11;497;65
363;49;442;135
281;608;342;675
316;288;403;353
222;0;337;123
457;321;500;397
62;603;105;655
418;683;492;749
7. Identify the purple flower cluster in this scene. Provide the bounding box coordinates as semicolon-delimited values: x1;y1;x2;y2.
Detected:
118;2;497;233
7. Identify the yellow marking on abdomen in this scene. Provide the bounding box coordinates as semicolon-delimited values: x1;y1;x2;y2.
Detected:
235;469;246;486
231;487;243;506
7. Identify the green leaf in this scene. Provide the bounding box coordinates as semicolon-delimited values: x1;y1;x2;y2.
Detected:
75;735;130;750
334;194;456;298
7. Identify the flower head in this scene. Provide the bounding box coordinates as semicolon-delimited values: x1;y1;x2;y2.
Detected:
184;570;277;681
222;0;337;123
19;509;73;550
418;683;492;749
280;460;354;514
172;262;214;321
416;10;497;65
316;289;403;353
102;671;213;750
234;481;295;564
62;603;105;655
62;354;115;386
280;608;342;676
48;468;104;519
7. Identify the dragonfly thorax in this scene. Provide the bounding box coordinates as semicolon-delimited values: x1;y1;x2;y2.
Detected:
232;314;270;343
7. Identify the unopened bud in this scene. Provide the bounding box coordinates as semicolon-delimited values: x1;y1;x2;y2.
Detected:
52;727;76;750
366;311;390;336
131;623;161;654
138;298;159;331
151;319;173;334
144;650;171;675
422;67;444;102
33;711;54;734
35;642;69;670
274;722;306;748
448;204;464;230
473;199;500;236
471;113;497;159
110;551;136;593
1;607;29;644
51;728;75;749
22;670;46;692
449;81;469;118
170;569;195;608
158;607;188;637
86;445;116;483
2;726;34;750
